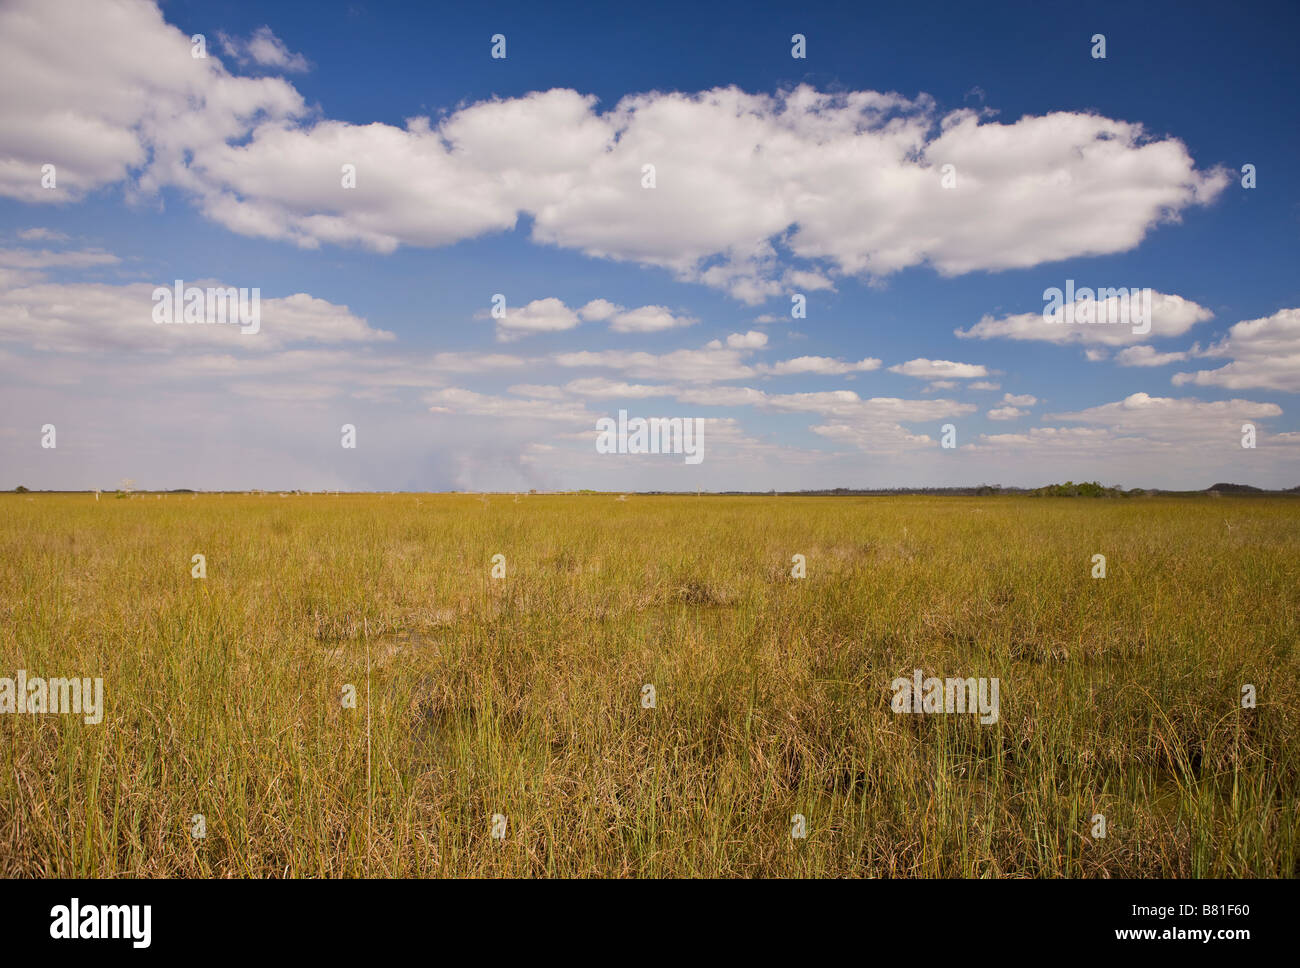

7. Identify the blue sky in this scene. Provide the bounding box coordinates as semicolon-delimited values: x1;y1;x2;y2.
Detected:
1;0;1298;491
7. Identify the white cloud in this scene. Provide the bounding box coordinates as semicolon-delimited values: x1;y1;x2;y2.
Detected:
577;299;620;322
888;358;989;379
784;269;835;292
218;26;310;73
0;0;305;204
426;352;527;373
0;1;1230;299
959;393;1295;489
1047;392;1281;440
665;385;978;454
1116;345;1189;367
229;381;338;401
0;280;392;352
761;355;881;376
674;386;768;407
552;340;759;383
507;384;568;400
489;297;694;339
725;330;768;349
957;292;1212;346
426;387;596;423
988;406;1026;420
0;247;118;269
491;297;581;341
1173;307;1300;392
551;380;979;460
607;304;696;333
526;90;1228;300
17;228;69;242
1002;393;1037;406
973;426;1131;453
563;377;674;398
761;390;973;422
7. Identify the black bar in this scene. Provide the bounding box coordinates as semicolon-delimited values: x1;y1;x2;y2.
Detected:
0;877;1282;955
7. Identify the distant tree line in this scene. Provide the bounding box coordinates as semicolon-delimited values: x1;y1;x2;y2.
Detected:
1030;481;1129;497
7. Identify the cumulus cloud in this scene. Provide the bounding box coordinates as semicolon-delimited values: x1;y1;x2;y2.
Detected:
577;299;620;322
16;228;70;242
607;304;696;333
888;358;989;379
988;406;1026;420
488;297;694;339
761;355;881;375
553;342;758;383
0;279;391;352
507;383;568;400
426;387;596;423
957;292;1213;346
0;1;1230;301
0;247;119;269
0;0;305;204
784;269;835;292
492;376;975;458
1173;307;1300;392
973;426;1133;453
725;330;768;349
217;26;310;72
547;334;880;386
425;352;528;373
960;393;1294;490
1047;392;1281;440
673;386;768;407
490;297;582;342
670;385;976;454
761;390;972;421
562;377;674;398
1116;345;1190;367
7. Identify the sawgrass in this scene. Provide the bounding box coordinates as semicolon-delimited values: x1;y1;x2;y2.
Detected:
0;492;1296;877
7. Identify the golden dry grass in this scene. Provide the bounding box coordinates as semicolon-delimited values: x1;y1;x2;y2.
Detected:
0;491;1296;877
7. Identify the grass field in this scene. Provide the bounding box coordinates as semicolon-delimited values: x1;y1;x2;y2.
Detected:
1;492;1297;877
